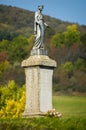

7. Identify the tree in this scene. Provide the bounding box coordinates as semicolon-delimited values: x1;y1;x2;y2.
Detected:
0;39;10;51
64;24;80;46
51;32;64;47
51;24;80;47
8;36;28;63
80;33;86;45
0;51;8;63
75;58;86;71
61;61;74;75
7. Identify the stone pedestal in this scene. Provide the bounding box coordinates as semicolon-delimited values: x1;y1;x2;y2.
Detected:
21;55;57;117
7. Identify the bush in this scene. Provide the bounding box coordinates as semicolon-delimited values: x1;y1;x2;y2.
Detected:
0;80;25;118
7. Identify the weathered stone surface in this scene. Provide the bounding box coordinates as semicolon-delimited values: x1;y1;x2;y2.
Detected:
31;48;48;56
23;67;40;116
22;55;57;117
40;67;53;112
21;55;57;68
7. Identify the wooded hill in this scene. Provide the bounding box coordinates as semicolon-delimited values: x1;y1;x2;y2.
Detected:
0;5;86;40
0;5;86;95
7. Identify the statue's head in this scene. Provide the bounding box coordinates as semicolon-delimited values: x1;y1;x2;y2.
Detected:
38;5;43;11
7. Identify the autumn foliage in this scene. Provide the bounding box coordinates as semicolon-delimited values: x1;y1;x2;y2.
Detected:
0;5;86;95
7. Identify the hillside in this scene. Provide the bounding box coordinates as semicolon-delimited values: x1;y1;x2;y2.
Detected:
0;4;86;40
0;5;86;95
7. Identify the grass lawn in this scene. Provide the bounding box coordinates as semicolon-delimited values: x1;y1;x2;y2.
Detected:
53;96;86;118
0;96;86;130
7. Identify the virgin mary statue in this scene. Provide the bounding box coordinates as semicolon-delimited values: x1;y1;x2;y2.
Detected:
33;5;48;49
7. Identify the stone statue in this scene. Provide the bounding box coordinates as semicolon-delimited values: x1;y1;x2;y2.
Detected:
33;5;48;50
22;5;57;117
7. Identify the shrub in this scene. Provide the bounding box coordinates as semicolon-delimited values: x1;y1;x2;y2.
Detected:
0;80;25;118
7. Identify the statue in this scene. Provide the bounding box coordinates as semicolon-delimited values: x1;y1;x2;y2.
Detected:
33;5;48;50
22;5;57;117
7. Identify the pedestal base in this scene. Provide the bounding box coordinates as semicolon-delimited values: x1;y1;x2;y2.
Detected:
22;111;46;117
22;55;57;117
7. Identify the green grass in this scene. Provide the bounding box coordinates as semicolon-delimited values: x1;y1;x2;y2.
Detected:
0;117;86;130
0;96;86;130
53;96;86;118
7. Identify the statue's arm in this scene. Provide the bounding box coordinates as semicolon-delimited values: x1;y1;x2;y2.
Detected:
34;12;39;35
44;22;49;27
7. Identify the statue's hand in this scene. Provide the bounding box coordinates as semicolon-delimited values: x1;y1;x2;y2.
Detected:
44;23;49;27
34;31;36;34
46;25;49;28
34;31;37;36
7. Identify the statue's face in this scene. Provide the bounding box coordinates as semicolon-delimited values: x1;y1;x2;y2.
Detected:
38;5;43;11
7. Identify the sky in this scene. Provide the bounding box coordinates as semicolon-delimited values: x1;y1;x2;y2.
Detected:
0;0;86;25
